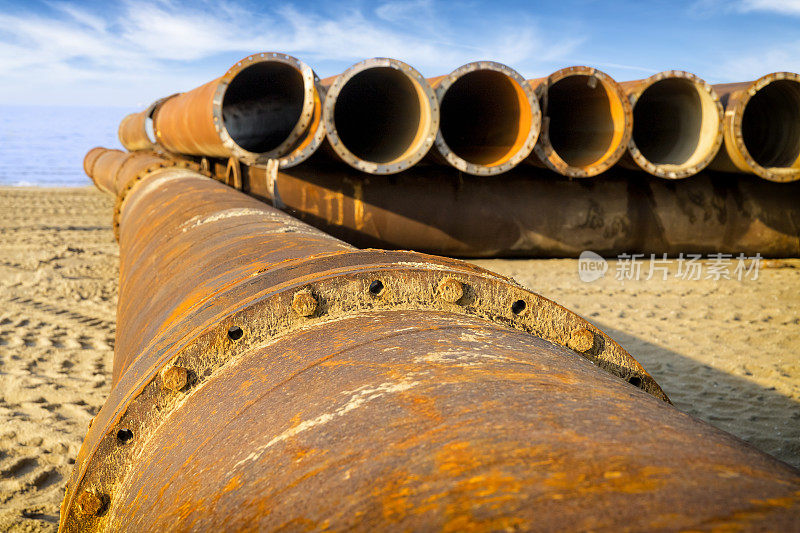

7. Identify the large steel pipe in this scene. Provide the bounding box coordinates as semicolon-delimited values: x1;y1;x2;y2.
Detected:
529;66;633;177
621;71;723;179
710;72;800;182
428;62;540;175
233;162;800;258
62;148;800;531
152;53;318;163
322;58;439;174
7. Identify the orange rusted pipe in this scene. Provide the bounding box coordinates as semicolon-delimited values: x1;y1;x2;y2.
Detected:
117;94;178;152
152;53;319;164
620;71;724;179
427;61;540;175
62;147;800;531
321;58;439;174
709;72;800;182
528;66;633;177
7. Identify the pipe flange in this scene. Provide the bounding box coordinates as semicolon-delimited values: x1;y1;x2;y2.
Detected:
210;53;317;165
433;61;541;176
724;71;800;183
323;58;440;175
61;252;667;530
626;70;724;180
533;66;633;178
256;76;327;170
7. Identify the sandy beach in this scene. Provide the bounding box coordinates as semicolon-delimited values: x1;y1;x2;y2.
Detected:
0;186;798;532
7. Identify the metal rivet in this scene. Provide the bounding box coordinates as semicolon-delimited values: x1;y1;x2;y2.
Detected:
292;289;318;317
76;490;105;517
437;277;464;303
567;327;595;352
161;365;188;392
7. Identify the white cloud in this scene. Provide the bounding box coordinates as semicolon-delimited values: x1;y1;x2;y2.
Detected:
712;40;800;81
0;0;582;105
739;0;800;15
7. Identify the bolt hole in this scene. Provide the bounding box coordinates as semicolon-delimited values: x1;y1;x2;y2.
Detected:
511;300;527;315
628;376;642;388
116;429;133;444
228;326;244;341
369;280;384;296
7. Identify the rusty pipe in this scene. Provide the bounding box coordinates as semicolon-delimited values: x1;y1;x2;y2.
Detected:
62;147;800;531
709;72;800;182
322;58;439;174
620;71;724;179
117;94;178;152
427;62;540;175
227;160;800;258
152;53;318;163
529;66;633;177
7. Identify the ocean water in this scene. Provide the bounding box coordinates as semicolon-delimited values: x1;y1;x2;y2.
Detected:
0;105;136;187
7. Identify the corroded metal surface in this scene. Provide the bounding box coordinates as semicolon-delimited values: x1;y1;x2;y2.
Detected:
236;162;800;258
529;66;633;177
152;53;318;163
428;61;540;175
64;148;800;531
710;72;800;182
620;71;724;179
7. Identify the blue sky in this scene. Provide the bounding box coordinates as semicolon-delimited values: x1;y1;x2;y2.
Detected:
0;0;798;106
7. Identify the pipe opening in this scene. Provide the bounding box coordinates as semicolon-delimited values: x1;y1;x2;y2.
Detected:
546;75;623;168
222;62;306;154
742;79;800;168
633;78;719;167
333;67;424;164
440;70;529;165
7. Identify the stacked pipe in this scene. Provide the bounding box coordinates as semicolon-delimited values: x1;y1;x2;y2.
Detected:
112;53;800;258
118;53;800;183
61;147;800;531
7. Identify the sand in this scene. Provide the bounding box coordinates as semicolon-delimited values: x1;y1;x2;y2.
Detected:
0;186;798;531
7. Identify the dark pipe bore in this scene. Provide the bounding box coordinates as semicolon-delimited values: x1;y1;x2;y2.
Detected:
334;67;422;163
742;80;800;168
547;75;616;167
633;79;706;165
440;71;524;165
223;62;306;153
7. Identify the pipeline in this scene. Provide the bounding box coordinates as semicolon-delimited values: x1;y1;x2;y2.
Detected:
529;66;633;177
710;72;800;182
204;159;800;258
63;147;800;531
620;71;724;179
427;61;540;175
321;58;439;174
147;53;320;165
117;94;177;152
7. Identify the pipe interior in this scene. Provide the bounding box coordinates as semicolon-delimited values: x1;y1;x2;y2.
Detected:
633;78;718;167
144;116;156;145
546;75;619;168
440;70;526;165
742;79;800;168
222;62;306;154
334;67;423;164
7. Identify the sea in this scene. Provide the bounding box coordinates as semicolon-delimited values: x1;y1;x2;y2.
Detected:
0;105;137;187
